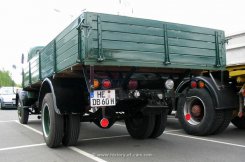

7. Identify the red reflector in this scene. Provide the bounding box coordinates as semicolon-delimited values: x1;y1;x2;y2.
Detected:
100;118;109;128
242;89;245;97
128;80;138;90
191;81;197;88
102;79;111;89
185;114;191;121
198;81;205;88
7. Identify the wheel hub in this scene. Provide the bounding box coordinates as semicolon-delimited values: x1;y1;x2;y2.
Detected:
191;105;202;117
183;96;205;125
42;104;51;138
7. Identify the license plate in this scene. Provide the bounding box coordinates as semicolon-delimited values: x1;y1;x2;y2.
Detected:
90;90;116;107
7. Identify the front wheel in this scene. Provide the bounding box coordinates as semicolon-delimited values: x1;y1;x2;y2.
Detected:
125;112;155;139
17;100;29;124
42;93;64;148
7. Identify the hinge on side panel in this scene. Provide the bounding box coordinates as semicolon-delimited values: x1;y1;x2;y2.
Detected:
97;15;104;62
76;17;92;38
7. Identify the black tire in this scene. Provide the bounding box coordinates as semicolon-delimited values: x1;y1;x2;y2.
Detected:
149;109;167;138
17;100;29;124
62;114;81;146
211;110;233;134
125;112;155;139
177;89;229;136
231;116;245;129
42;93;64;148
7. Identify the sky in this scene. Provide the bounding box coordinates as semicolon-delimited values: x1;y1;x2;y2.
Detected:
0;0;245;84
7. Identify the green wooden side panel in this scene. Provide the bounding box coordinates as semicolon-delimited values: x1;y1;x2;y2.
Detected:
56;20;79;71
40;41;54;78
84;12;226;70
23;12;226;88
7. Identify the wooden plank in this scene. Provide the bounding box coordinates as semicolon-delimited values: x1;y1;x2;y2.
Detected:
91;22;164;37
56;29;78;49
56;36;78;56
90;31;164;45
91;40;165;53
168;38;215;50
168;30;216;43
57;54;77;71
109;50;164;62
56;44;78;63
56;18;79;42
169;46;216;57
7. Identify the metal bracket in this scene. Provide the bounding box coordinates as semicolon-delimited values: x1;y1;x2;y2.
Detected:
76;17;92;38
215;31;221;67
97;15;104;62
163;24;171;65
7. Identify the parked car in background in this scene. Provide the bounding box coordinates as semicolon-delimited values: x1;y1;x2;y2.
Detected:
0;87;20;109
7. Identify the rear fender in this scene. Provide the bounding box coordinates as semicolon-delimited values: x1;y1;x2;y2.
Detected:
38;78;87;115
176;76;239;110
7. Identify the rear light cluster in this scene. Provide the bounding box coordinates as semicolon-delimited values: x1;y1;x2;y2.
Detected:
128;80;138;90
241;88;245;97
191;80;205;89
93;79;112;89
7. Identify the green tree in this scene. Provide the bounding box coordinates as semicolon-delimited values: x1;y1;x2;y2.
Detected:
0;70;15;87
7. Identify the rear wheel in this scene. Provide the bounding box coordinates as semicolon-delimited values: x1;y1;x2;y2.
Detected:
17;100;29;124
149;109;167;138
62;114;81;146
177;89;231;136
231;116;245;129
125;112;155;139
42;93;64;148
211;110;232;134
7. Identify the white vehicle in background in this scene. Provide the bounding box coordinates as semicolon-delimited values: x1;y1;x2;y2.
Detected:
0;87;20;109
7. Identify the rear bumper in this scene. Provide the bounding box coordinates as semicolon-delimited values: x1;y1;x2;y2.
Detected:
1;102;16;108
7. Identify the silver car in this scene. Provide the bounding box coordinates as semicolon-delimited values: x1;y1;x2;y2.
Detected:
0;87;18;109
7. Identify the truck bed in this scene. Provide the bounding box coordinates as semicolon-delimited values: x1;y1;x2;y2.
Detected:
23;12;226;88
226;31;245;66
226;31;245;81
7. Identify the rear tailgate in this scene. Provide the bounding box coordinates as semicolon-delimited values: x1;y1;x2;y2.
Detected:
83;12;226;70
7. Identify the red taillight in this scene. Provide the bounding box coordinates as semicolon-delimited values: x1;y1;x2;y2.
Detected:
102;79;111;89
100;118;109;128
191;81;197;88
128;80;138;90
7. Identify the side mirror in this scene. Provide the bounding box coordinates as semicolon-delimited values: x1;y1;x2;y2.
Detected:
21;53;24;64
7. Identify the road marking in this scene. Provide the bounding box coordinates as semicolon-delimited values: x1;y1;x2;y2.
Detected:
15;120;43;135
14;120;107;162
0;119;39;123
165;132;245;148
81;135;130;141
167;117;178;120
0;120;17;123
114;123;125;127
164;129;182;133
0;143;45;151
69;147;107;162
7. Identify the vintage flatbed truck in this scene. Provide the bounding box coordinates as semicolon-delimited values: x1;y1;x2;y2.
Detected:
226;31;245;129
17;12;238;148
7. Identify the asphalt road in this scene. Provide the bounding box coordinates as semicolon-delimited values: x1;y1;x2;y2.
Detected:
0;109;245;162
